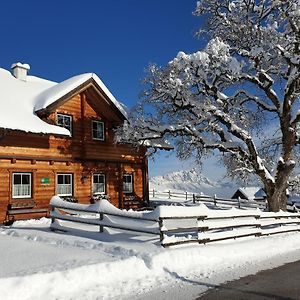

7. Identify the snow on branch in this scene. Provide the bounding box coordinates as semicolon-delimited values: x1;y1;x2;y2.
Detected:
242;74;281;113
234;90;278;113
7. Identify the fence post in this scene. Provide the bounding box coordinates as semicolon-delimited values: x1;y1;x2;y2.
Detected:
186;191;188;200
193;194;195;204
153;189;155;198
197;216;203;242
256;214;262;237
51;206;55;225
99;212;104;233
158;218;164;244
214;194;217;206
50;206;56;231
168;190;171;199
238;197;241;209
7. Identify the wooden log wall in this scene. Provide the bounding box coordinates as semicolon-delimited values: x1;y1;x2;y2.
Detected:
0;88;148;222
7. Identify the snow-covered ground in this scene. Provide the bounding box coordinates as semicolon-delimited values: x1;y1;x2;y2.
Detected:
2;214;300;300
1;172;300;299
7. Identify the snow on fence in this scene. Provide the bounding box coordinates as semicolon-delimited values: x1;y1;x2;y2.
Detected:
49;196;160;236
151;189;194;200
49;196;300;247
160;210;300;247
192;194;266;210
150;189;266;210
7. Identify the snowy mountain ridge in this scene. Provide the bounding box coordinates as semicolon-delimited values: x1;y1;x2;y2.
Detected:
149;168;237;198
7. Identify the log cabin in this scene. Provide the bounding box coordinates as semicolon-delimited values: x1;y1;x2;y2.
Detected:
0;62;153;223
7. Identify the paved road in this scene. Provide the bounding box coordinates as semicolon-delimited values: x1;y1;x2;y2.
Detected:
198;260;300;300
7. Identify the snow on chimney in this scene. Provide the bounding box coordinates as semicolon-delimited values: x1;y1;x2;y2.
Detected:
11;62;30;81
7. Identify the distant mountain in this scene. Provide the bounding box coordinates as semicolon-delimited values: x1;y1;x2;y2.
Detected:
149;168;237;198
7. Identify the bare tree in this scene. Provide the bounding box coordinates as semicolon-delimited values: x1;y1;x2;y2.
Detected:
116;0;300;211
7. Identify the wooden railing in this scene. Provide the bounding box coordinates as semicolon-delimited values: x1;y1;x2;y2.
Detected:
50;198;159;237
49;197;300;248
159;211;300;247
151;189;193;200
150;189;266;210
192;194;266;209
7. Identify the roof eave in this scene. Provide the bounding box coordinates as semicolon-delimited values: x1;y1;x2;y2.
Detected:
35;77;128;121
0;127;70;138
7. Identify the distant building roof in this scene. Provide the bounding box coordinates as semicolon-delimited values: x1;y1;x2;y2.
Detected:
232;187;266;200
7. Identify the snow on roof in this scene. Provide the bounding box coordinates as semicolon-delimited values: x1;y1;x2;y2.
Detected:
0;68;69;136
236;187;266;200
11;62;30;70
34;73;128;119
0;67;127;136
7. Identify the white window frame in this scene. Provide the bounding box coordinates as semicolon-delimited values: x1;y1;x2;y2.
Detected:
57;113;72;136
12;172;32;199
123;174;133;194
92;120;105;141
57;173;73;196
93;173;106;195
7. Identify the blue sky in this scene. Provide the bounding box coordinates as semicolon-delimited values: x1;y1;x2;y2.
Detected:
0;0;221;178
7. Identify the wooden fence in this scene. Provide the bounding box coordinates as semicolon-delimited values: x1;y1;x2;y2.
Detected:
150;189;266;210
192;194;266;209
50;202;159;236
50;198;300;248
151;189;193;200
159;211;300;247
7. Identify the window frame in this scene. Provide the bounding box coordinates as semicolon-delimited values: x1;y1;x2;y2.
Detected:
56;173;73;197
92;120;105;141
123;173;133;194
12;172;32;199
57;113;73;136
93;173;106;195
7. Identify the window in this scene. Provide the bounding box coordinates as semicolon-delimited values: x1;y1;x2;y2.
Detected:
12;173;32;198
93;174;105;194
123;174;133;193
57;174;73;196
92;120;105;141
57;114;72;135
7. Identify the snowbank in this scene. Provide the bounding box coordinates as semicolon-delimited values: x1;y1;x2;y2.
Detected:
50;196;158;220
1;220;300;300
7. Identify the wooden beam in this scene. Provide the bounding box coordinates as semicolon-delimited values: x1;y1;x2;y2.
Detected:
118;162;123;209
0;154;142;165
142;156;149;204
80;93;87;159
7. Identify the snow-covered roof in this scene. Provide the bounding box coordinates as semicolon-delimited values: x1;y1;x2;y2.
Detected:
0;66;127;136
235;187;266;200
34;73;127;118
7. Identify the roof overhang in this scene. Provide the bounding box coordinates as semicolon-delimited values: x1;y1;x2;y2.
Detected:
35;77;127;121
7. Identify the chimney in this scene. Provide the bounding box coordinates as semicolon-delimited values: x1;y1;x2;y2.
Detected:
11;62;30;81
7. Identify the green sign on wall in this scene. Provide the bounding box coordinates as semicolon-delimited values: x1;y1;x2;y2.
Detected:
41;178;50;184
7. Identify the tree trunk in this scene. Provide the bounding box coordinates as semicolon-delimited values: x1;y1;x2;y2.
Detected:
267;188;288;212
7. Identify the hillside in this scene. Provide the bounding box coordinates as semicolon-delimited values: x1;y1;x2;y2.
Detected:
149;168;238;198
